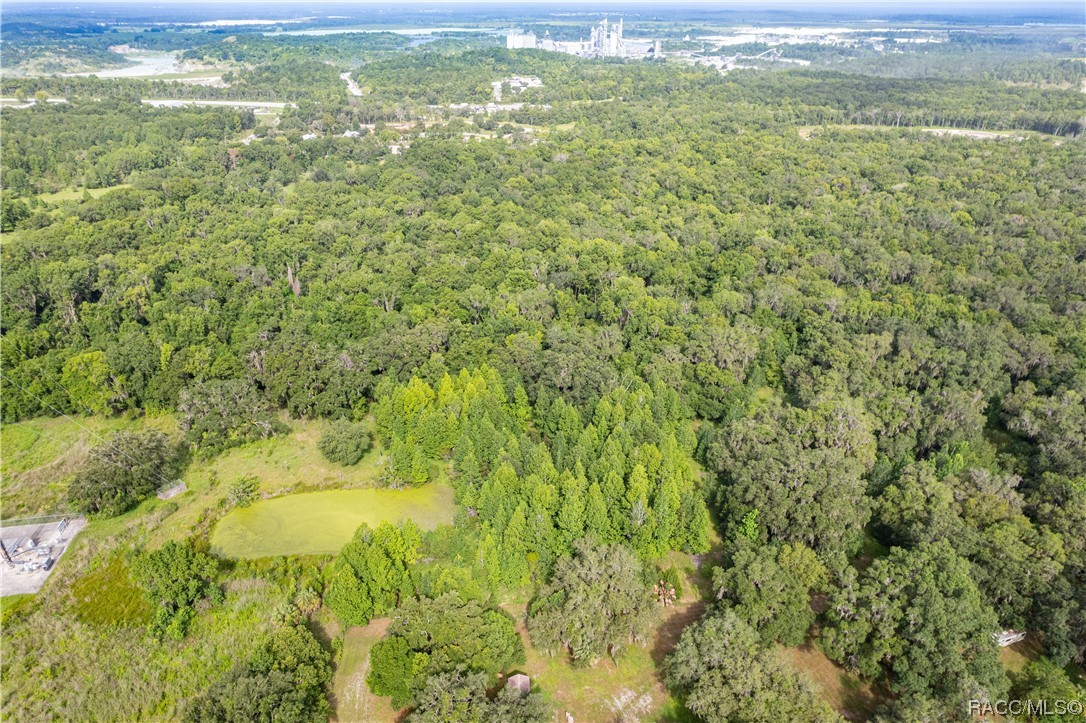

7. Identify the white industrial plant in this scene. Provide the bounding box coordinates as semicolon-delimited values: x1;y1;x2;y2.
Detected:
507;19;661;59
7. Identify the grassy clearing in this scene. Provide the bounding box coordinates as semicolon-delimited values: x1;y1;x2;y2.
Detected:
36;184;132;204
185;419;385;499
999;632;1045;674
210;484;456;559
782;643;883;721
331;618;397;722
69;555;151;627
139;418;391;546
0;594;37;626
2;573;284;720
498;596;701;723
0;414;177;519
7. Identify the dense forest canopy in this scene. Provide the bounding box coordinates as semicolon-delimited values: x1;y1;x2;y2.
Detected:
1;6;1084;722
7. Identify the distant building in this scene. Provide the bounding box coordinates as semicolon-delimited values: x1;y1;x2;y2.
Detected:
506;32;537;50
507;19;658;60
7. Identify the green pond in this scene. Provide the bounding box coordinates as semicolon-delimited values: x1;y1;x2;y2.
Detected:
210;484;455;559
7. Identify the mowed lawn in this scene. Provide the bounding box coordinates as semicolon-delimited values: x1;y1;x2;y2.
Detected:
210;484;456;558
782;643;883;721
330;618;398;723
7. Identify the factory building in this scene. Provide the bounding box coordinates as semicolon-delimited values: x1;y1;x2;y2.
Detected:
507;19;659;60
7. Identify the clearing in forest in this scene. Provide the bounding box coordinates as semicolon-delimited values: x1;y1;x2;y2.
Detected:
331;619;398;723
209;484;455;558
502;600;702;722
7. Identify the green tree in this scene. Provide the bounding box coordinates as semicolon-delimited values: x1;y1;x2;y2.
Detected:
406;671;550;723
61;350;119;414
368;593;524;709
583;482;614;543
318;419;371;465
1009;661;1086;723
185;624;331;723
528;539;654;665
821;540;1006;704
130;540;218;639
326;521;421;627
712;541;826;646
178;379;283;455
705;396;876;561
68;430;179;517
666;609;842;723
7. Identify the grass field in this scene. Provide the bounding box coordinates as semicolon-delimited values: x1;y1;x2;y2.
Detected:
69;555;151;627
782;643;883;720
0;414;177;519
184;420;386;499
210;484;456;559
330;618;398;723
1000;632;1045;674
0;594;36;626
36;185;132;204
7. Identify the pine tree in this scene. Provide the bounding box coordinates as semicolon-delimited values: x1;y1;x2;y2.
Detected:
626;464;651;532
652;476;682;554
556;472;587;553
584;482;614;543
602;470;626;537
502;503;531;587
680;493;712;553
453;436;482;490
409;444;430;485
480;530;503;591
513;384;532;428
593;397;614;439
478;466;511;529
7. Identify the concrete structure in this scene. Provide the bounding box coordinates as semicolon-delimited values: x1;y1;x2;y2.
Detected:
1;517;86;596
156;480;187;500
507;19;658;60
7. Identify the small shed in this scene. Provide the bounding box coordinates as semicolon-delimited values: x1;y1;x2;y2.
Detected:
506;673;531;697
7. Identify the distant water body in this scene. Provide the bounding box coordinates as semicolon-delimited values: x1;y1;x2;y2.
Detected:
266;26;509;37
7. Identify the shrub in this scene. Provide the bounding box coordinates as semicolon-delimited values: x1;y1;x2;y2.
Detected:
227;476;259;508
130;540;218;639
185;624;331;723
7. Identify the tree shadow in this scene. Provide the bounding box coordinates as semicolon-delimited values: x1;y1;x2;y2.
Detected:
650;601;706;669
